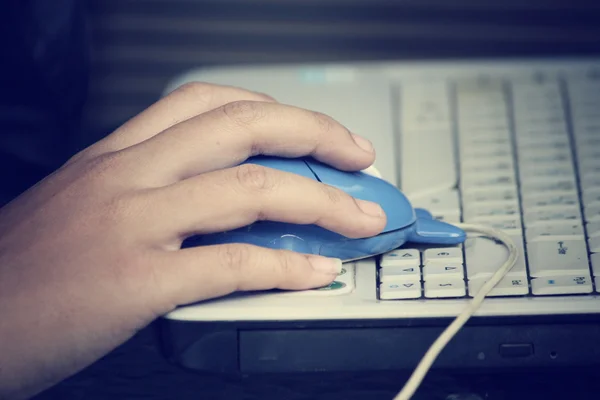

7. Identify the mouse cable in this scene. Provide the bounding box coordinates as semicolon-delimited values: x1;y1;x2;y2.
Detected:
392;223;519;400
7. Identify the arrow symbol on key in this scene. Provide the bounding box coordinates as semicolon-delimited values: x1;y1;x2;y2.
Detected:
402;253;413;257
403;283;414;288
444;266;456;271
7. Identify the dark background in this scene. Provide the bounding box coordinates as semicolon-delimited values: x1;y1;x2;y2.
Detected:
2;0;600;398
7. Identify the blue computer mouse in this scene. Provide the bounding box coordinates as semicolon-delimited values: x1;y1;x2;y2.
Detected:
183;156;466;261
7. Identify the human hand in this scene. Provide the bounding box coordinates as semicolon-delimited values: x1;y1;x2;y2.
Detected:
0;82;386;399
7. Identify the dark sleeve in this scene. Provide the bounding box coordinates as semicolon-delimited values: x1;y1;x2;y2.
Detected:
0;0;89;205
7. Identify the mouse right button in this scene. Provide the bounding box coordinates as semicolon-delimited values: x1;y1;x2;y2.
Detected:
408;218;466;245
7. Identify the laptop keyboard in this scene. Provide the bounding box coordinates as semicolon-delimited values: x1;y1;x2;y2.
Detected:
378;73;600;300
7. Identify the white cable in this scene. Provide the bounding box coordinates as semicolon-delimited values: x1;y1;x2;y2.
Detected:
392;223;520;400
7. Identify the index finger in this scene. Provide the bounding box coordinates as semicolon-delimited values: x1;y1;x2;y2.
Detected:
70;82;276;163
120;100;376;186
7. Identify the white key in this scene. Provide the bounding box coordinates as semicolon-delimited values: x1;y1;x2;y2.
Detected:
519;166;575;182
468;275;529;297
580;157;600;171
582;175;600;190
458;127;510;140
582;171;600;189
531;275;593;295
409;191;460;215
522;192;579;209
468;216;522;232
460;162;513;177
379;265;421;281
400;84;456;197
521;178;577;195
575;136;600;148
575;123;600;137
463;202;520;220
422;263;464;280
464;233;527;280
587;222;600;238
462;188;518;204
517;136;569;149
460;173;516;189
517;120;566;133
588;237;600;253
424;278;466;298
379;280;422;300
519;154;572;168
461;155;514;171
524;206;581;226
460;146;511;159
430;212;461;223
591;253;599;277
460;136;510;147
459;135;510;149
585;204;600;223
460;122;509;135
516;130;568;145
583;188;600;207
525;221;585;241
518;161;573;178
462;185;517;200
578;146;600;160
527;238;590;277
423;247;463;265
380;249;420;267
518;147;571;162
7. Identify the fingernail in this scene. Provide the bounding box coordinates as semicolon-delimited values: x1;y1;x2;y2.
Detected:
351;133;374;153
356;199;384;217
309;256;342;275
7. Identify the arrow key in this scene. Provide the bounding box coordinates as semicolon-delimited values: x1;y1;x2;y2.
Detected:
424;278;466;298
423;263;464;280
381;248;420;267
380;264;421;281
379;279;422;300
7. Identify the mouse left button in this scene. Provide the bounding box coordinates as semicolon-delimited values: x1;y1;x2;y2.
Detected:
272;234;312;254
243;156;317;180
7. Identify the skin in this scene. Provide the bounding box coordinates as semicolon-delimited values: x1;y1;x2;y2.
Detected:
0;82;386;399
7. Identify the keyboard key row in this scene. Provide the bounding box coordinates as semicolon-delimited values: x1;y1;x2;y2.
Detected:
380;74;599;301
378;242;600;300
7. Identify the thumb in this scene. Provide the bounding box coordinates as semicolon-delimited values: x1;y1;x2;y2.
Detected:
152;244;342;310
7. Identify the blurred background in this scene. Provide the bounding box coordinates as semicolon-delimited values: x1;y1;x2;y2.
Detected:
2;0;600;205
86;0;600;145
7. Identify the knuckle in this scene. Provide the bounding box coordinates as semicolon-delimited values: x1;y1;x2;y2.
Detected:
275;251;294;277
321;184;345;206
222;100;266;126
219;244;252;274
173;81;214;104
235;164;274;192
312;111;337;134
102;192;143;224
79;151;127;183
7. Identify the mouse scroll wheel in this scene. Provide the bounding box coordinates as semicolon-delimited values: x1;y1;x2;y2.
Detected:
361;165;383;179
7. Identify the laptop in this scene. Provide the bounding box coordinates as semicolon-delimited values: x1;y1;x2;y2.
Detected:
157;57;600;375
